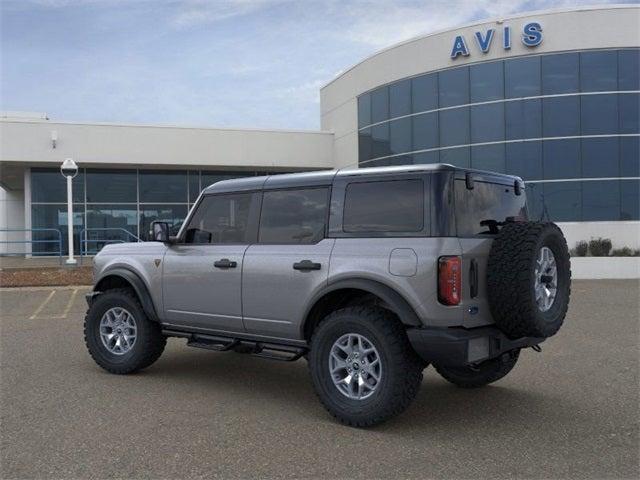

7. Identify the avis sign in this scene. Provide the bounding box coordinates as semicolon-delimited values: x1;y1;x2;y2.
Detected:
450;22;543;59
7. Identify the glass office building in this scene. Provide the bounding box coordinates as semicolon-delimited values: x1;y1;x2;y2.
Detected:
30;169;280;255
356;48;639;222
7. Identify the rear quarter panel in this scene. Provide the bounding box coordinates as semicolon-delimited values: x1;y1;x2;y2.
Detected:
328;237;467;327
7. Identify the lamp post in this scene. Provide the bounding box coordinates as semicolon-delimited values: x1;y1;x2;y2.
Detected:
60;158;78;265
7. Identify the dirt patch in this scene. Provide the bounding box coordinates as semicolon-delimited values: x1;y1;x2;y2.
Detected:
0;267;93;287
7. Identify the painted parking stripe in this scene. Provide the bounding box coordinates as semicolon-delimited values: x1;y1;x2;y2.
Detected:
51;288;79;319
29;290;56;320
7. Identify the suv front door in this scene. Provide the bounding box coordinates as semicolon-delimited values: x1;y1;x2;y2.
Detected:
242;187;333;340
162;192;259;333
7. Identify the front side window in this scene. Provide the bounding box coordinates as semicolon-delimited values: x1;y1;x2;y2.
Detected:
258;188;329;244
343;179;424;233
183;193;255;244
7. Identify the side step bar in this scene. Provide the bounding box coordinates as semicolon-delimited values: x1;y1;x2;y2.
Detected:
162;329;306;362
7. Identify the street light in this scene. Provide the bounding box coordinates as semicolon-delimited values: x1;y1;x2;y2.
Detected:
60;158;78;265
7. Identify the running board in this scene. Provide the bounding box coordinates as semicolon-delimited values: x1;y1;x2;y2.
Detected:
162;329;306;362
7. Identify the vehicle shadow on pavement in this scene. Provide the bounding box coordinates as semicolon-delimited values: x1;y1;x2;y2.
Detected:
87;342;573;433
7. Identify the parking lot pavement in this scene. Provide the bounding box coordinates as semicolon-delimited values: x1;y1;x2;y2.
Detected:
1;281;638;480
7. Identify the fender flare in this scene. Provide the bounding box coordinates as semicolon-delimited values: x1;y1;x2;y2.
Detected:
302;278;422;336
94;268;160;322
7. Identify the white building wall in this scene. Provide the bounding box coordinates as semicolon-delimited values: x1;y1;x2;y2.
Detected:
0;187;26;254
558;222;640;250
0;120;335;170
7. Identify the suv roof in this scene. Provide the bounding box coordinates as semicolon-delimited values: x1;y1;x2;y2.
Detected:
202;164;523;195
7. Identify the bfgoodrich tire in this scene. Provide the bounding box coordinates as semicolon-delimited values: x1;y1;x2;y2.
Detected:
308;306;423;427
84;288;166;374
487;221;571;339
435;350;520;388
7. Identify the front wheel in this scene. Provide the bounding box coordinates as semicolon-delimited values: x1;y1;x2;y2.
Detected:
84;288;166;374
308;306;423;427
434;350;520;388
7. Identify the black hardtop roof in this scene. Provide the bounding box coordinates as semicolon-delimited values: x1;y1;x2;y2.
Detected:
202;164;522;194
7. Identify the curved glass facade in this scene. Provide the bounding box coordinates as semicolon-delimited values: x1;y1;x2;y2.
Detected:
357;49;640;221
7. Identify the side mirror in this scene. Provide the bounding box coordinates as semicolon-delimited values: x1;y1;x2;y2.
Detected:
150;221;170;243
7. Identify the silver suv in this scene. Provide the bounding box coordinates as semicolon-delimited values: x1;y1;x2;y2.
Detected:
84;164;571;427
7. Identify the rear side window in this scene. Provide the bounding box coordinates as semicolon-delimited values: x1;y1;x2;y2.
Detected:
259;188;329;244
184;193;255;244
343;179;424;232
455;180;528;236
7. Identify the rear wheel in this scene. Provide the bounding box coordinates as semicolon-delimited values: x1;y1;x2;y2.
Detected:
435;350;520;388
308;306;423;427
84;288;166;374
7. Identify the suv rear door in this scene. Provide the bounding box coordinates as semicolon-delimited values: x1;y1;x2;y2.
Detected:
242;187;333;340
162;192;259;333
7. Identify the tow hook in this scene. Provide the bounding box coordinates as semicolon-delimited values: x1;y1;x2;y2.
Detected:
531;344;542;353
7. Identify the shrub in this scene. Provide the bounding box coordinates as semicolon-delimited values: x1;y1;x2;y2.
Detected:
588;237;612;257
573;241;589;257
610;247;640;257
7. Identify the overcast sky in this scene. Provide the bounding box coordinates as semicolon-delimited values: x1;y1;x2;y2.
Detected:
1;0;635;130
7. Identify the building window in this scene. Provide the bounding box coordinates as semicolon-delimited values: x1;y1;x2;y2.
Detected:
505;56;541;98
580;50;618;92
543;139;581;180
389;117;412;155
471;144;505;173
506;141;543;180
619;92;639;134
505;99;542;140
581;94;618;135
439;107;469;147
139;170;188;203
542;96;580;137
470;61;504;102
541;52;579;94
389;79;411;118
412;112;438;151
371;123;390;158
139;205;188;240
358;94;371;128
543;181;581;221
86;169;136;203
621;179;640;220
582;181;620;221
411;73;438;113
370;86;389;124
31;168;84;203
620;137;640;177
440;146;470;168
618;49;640;91
581;137;619;178
470;103;504;143
439;66;469;108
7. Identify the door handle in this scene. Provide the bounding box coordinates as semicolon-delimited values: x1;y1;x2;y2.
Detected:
293;260;321;271
214;258;237;269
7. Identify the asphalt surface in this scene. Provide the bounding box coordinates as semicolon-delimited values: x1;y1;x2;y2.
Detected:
1;281;638;479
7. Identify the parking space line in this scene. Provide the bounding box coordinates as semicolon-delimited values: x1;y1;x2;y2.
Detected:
29;290;56;320
51;288;79;319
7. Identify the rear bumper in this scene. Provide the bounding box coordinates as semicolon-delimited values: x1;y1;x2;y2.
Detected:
407;325;544;367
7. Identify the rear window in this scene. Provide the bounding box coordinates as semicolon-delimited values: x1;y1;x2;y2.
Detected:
455;180;527;236
343;179;424;233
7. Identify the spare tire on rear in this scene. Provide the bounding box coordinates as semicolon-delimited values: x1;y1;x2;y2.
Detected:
487;221;571;339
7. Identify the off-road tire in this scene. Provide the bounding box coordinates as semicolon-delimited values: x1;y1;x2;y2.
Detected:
435;350;520;388
487;221;571;339
308;306;423;427
84;288;166;374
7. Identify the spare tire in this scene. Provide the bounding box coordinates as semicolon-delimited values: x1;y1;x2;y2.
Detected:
487;222;571;339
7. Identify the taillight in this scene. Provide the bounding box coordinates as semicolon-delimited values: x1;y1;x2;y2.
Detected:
438;256;461;306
